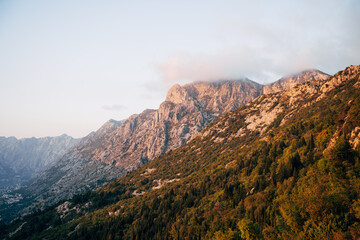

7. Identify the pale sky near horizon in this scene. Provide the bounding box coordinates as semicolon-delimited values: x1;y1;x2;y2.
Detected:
0;0;359;138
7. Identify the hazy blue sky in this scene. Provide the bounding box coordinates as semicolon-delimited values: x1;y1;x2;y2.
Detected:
0;0;359;138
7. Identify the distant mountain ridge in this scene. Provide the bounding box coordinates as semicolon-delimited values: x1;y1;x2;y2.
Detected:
0;134;77;188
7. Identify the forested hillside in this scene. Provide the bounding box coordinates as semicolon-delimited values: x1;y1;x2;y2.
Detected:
2;65;360;240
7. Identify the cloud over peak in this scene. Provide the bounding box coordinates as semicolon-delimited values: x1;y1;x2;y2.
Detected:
156;0;360;85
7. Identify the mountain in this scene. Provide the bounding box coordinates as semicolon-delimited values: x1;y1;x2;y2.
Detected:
0;134;77;188
71;70;329;171
2;65;359;239
0;70;329;223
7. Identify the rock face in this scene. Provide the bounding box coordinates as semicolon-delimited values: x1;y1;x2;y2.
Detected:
0;135;77;188
75;79;263;170
263;69;329;94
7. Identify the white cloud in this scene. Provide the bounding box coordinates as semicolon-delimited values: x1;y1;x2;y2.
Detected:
156;0;360;84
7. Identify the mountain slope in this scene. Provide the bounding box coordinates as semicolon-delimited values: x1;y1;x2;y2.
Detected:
4;65;359;239
0;134;77;188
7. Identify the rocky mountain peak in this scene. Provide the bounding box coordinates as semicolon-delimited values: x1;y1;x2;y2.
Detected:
96;119;123;135
263;69;330;94
165;84;191;104
319;65;360;95
333;65;360;83
73;79;262;171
